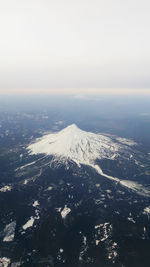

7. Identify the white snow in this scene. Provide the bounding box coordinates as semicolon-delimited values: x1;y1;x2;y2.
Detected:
32;200;39;207
20;161;36;169
107;242;118;263
3;221;16;242
26;124;150;196
94;222;111;243
28;124;134;168
61;205;71;219
106;190;112;194
127;217;136;223
79;232;88;261
27;124;127;183
0;185;12;192
120;180;150;197
35;209;40;220
46;186;53;191
22;216;35;230
94;223;118;263
116;137;136;146
89;164;119;182
95;223;105;229
96;240;100;246
0;257;10;267
100;223;111;242
143;206;150;214
56;207;61;212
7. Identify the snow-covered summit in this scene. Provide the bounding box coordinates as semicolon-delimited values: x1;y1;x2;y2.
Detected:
27;124;134;167
26;125;150;196
61;123;79;132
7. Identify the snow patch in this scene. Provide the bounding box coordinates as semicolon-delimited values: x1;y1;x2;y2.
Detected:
32;200;39;207
143;206;150;215
116;137;136;146
19;161;36;169
79;232;88;261
107;242;118;263
3;221;16;242
94;222;111;243
61;205;71;219
22;216;35;230
0;257;10;267
0;185;12;192
127;217;136;223
46;186;53;191
120;180;150;197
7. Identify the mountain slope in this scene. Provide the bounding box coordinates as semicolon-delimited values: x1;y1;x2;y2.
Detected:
26;124;150;197
27;124;135;166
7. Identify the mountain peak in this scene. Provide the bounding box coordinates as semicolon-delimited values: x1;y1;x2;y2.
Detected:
62;124;80;132
67;123;78;129
28;124;135;170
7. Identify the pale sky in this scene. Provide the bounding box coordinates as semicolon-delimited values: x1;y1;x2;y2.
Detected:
0;0;150;94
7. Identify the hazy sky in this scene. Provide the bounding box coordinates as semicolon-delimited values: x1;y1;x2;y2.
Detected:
0;0;150;93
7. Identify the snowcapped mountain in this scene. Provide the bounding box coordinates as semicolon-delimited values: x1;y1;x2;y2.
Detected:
28;123;135;166
26;124;150;196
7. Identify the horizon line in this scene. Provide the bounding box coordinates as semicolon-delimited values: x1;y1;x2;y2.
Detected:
0;88;150;96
